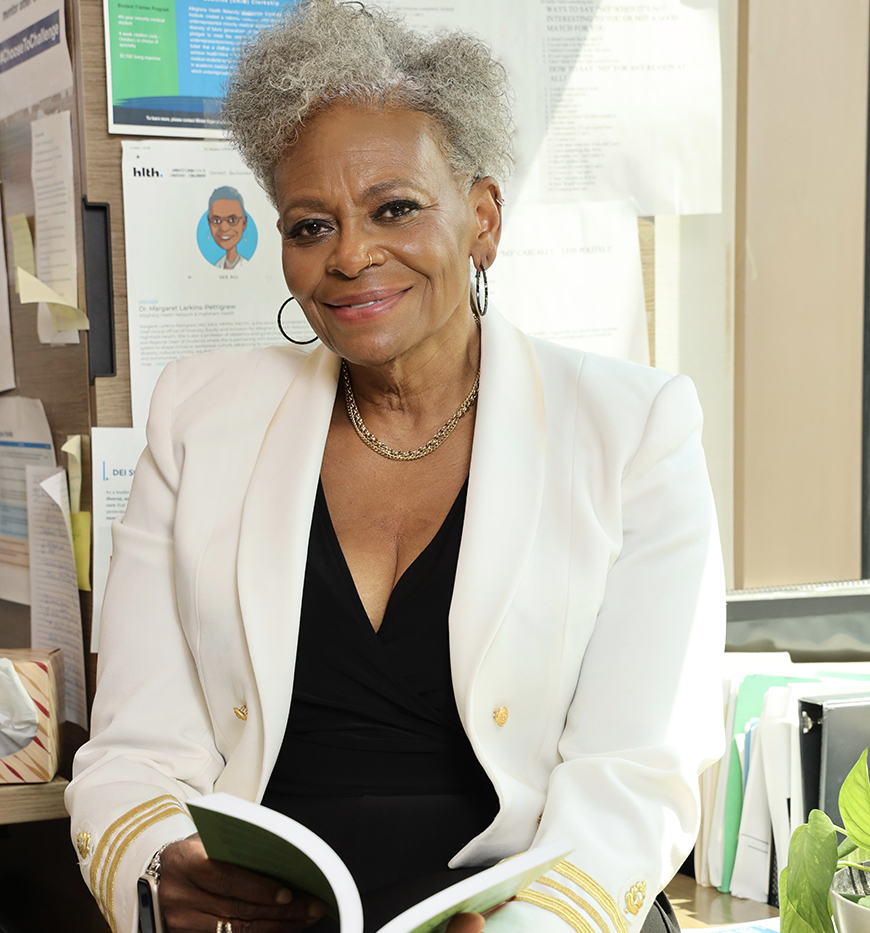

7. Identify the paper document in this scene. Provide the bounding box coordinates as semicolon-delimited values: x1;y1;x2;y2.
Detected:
90;427;147;649
497;201;648;362
0;0;73;120
31;112;79;344
0;397;55;605
104;0;290;136
123;140;293;426
692;922;780;933
718;674;817;893
381;0;722;215
731;717;771;902
26;465;87;729
0;212;15;391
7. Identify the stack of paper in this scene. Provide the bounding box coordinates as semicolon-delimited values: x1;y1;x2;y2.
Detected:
700;653;870;905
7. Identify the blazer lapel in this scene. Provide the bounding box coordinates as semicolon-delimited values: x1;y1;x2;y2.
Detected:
236;345;340;796
450;309;547;729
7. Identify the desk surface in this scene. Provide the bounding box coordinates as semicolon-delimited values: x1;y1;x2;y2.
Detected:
666;874;780;928
0;776;68;824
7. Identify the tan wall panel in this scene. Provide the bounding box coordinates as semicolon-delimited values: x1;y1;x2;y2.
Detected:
739;1;868;586
77;0;137;428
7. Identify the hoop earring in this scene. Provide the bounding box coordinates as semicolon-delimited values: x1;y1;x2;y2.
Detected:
474;266;488;317
277;297;319;345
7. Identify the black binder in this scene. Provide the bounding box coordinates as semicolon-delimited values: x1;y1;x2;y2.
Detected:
799;692;870;826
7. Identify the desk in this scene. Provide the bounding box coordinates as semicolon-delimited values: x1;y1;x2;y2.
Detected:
0;776;68;824
666;874;780;928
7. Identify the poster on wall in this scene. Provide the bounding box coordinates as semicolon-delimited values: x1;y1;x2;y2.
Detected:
383;0;722;216
122;139;305;427
0;0;73;120
103;0;295;136
104;0;720;215
497;201;648;364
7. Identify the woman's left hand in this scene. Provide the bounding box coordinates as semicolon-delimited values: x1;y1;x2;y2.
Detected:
446;914;485;933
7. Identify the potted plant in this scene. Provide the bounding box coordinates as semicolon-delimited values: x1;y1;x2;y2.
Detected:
781;748;870;933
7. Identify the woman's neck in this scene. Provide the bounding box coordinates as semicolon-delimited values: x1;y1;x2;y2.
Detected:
343;307;481;431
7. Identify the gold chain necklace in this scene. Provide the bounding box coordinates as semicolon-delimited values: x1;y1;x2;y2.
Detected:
341;358;480;462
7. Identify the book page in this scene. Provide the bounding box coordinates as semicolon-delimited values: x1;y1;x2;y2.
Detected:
379;843;569;933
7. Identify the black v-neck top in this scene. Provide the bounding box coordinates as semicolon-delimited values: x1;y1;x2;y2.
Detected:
265;477;495;798
262;480;499;915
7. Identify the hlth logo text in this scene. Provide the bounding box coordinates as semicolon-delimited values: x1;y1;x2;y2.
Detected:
132;167;161;177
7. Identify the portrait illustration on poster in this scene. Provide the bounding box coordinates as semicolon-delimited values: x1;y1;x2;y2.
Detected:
196;185;258;270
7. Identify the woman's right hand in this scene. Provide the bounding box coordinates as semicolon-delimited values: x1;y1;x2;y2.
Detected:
158;835;325;932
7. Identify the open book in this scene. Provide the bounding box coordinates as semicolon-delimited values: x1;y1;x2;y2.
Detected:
187;793;570;933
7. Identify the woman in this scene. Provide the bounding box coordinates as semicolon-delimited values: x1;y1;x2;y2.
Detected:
67;3;725;932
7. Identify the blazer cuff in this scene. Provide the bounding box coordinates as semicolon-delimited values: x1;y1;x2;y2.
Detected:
489;860;646;933
78;795;195;933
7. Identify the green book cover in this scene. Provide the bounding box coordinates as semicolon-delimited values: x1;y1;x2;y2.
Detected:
188;801;341;919
188;793;570;933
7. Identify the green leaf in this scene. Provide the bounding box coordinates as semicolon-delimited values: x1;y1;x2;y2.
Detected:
781;811;838;933
838;893;865;904
840;749;870;849
839;838;859;859
858;896;870;908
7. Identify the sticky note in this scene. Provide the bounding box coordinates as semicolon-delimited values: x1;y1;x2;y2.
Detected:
61;435;82;514
16;268;89;331
70;511;91;592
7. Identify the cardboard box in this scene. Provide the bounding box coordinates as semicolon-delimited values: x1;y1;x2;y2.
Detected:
0;649;63;783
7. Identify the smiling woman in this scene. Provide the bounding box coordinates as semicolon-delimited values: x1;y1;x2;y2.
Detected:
66;3;726;933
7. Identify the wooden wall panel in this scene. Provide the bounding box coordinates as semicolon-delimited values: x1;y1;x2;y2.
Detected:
736;0;869;587
76;0;139;428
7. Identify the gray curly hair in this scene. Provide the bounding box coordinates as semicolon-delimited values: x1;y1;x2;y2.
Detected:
222;0;514;205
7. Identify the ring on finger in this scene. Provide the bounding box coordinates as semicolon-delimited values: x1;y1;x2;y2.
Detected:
216;921;233;933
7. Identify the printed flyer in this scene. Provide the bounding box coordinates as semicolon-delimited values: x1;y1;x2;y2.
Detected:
103;0;295;135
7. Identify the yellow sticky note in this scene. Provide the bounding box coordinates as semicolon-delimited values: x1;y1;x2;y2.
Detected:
47;302;90;332
70;511;91;591
61;435;82;514
7;215;35;293
17;268;89;331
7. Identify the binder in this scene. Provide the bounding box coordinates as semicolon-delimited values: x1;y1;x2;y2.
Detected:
799;692;870;827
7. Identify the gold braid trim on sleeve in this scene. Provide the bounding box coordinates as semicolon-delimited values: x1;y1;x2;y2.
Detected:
553;861;629;933
105;804;188;932
515;890;596;933
90;795;179;899
537;876;611;933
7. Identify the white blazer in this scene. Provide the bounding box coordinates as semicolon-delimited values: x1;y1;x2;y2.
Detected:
67;308;725;933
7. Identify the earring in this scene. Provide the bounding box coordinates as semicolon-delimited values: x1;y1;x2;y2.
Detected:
277;297;319;345
474;266;488;317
